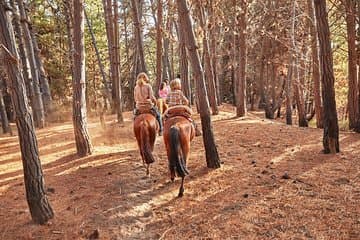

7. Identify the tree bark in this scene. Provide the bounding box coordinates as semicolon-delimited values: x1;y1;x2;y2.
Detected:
176;0;221;168
29;23;52;115
16;0;45;128
307;0;323;128
343;0;358;130
235;0;247;117
155;0;163;95
10;0;31;103
196;2;218;115
0;2;54;224
84;9;112;104
113;0;124;123
314;0;340;154
131;0;147;74
0;77;10;134
72;0;93;157
177;21;191;104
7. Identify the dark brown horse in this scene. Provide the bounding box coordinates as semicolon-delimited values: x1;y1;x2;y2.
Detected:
163;113;195;197
133;113;159;176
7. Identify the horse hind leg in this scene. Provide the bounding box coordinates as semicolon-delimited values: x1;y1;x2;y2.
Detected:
178;177;185;197
146;164;150;177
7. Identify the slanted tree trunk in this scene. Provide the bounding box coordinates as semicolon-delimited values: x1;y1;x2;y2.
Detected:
0;2;54;224
72;0;93;157
84;10;112;104
343;0;358;130
314;0;340;154
196;2;218;115
155;0;163;95
177;0;221;168
29;24;52;115
10;1;31;102
307;0;323;128
16;0;45;128
235;0;247;117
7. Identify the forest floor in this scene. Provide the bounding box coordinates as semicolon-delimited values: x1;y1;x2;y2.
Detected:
0;104;359;240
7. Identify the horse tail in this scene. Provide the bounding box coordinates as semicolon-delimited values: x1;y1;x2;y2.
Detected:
169;126;189;178
140;121;155;164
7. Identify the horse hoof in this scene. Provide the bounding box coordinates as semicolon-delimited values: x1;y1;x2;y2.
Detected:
171;177;175;182
178;192;183;198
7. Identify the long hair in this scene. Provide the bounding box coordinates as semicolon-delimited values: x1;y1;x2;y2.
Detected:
137;72;149;86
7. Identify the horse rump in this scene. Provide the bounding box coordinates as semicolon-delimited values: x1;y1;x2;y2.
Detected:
169;126;189;178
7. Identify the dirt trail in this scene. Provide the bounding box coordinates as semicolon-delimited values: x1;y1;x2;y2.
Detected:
0;105;359;239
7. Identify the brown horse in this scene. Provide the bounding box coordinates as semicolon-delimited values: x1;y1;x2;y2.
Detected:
163;113;195;197
133;113;159;176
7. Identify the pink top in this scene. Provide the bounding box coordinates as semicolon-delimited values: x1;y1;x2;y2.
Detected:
158;87;169;99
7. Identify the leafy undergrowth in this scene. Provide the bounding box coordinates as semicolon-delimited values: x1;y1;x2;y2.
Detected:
0;104;359;239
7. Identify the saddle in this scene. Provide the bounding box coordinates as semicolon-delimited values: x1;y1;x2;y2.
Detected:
163;105;193;122
134;108;157;119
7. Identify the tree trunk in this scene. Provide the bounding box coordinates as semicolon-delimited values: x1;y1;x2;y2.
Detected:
294;61;308;127
196;2;218;115
29;23;52;115
0;77;10;134
10;0;31;103
84;9;112;104
155;0;163;96
343;0;358;130
131;0;147;73
72;0;93;157
16;0;45;128
235;0;247;117
177;22;191;104
307;0;323;128
0;2;54;224
314;0;340;154
176;0;221;168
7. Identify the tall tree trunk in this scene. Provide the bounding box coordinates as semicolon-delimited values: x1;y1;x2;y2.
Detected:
16;0;45;128
176;0;221;168
72;0;93;157
343;0;358;130
196;2;218;115
84;10;112;104
63;0;74;77
0;2;54;224
307;0;323;128
113;0;124;123
294;59;308;127
155;0;163;95
208;2;221;105
104;0;116;102
10;1;31;103
0;77;10;134
29;24;52;115
131;0;147;73
314;0;340;154
235;0;247;117
178;21;191;104
357;0;360;132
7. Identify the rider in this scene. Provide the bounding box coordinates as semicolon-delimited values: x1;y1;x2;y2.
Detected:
134;72;163;136
165;78;202;136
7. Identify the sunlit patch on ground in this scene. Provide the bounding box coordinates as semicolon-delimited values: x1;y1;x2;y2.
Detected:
0;105;359;239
